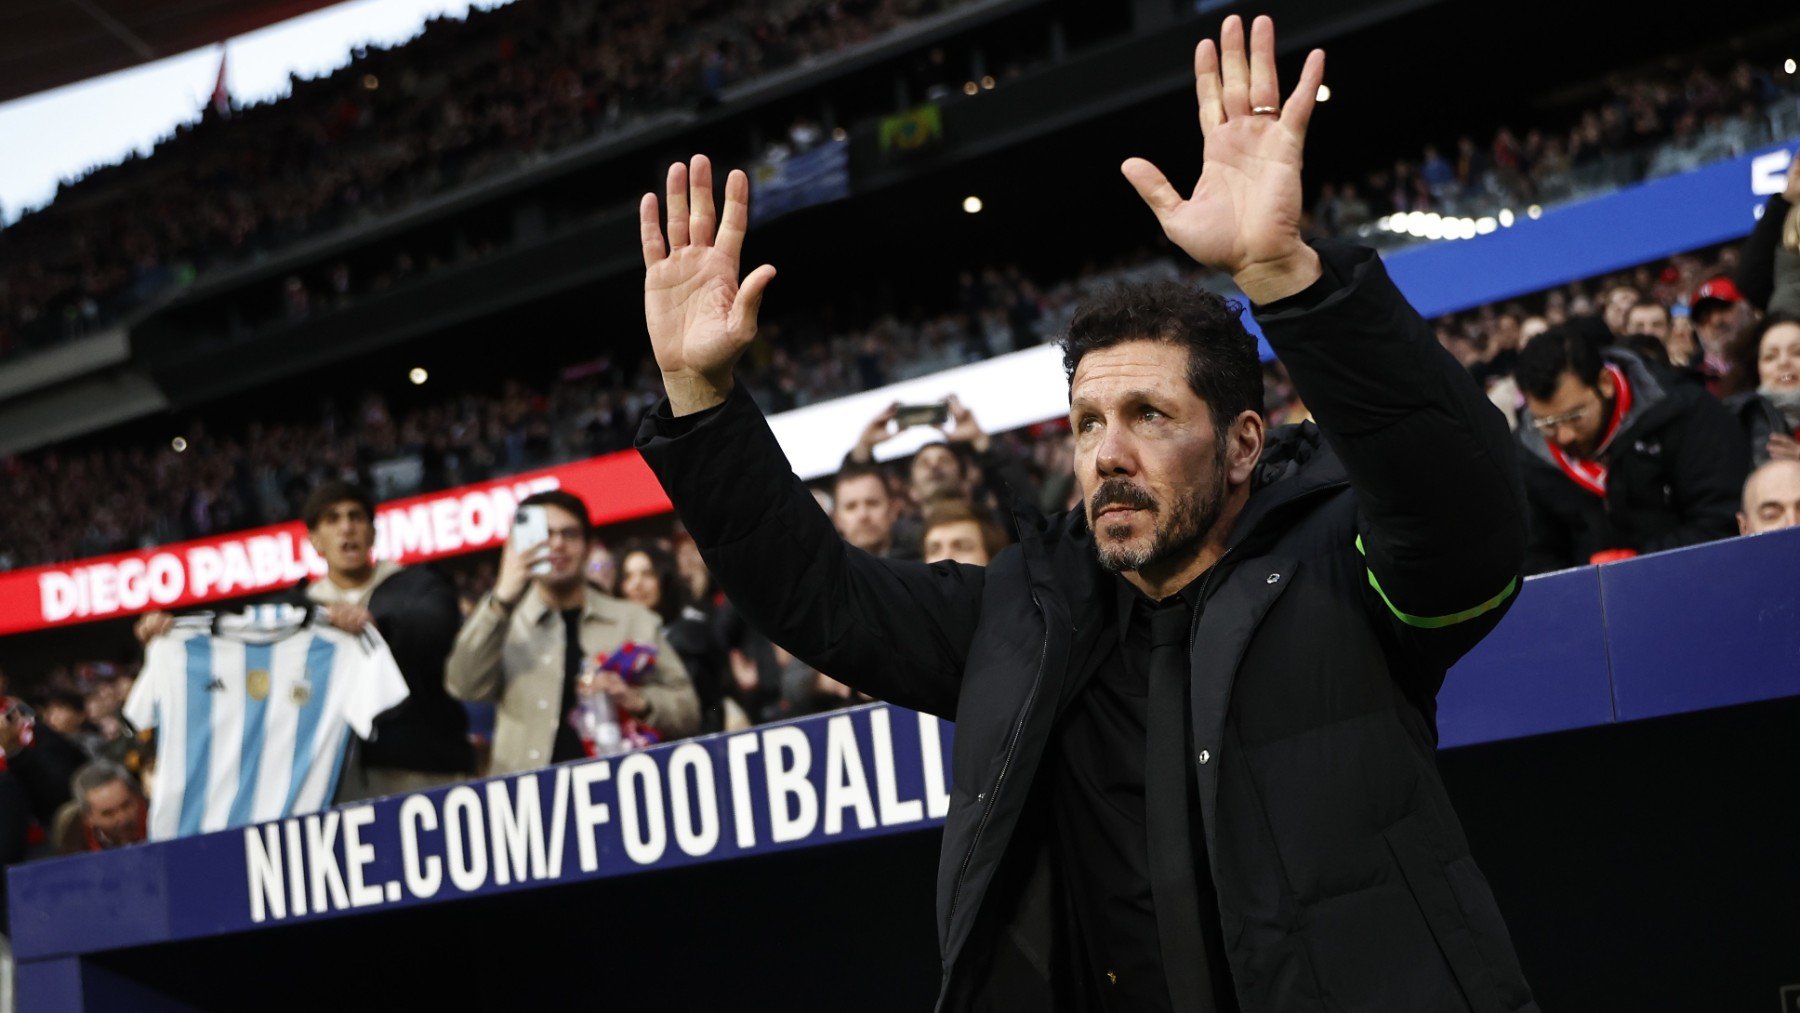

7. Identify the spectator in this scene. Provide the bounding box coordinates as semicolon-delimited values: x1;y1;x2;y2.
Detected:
845;394;1029;558
1724;314;1800;463
1601;284;1641;336
830;461;899;557
1735;156;1800;319
62;761;148;853
1690;275;1751;385
1623;301;1672;346
39;691;89;744
445;490;697;774
618;541;730;734
1515;322;1750;572
289;481;473;799
920;498;1008;566
1737;458;1800;534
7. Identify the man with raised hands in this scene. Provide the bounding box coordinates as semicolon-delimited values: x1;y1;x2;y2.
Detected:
636;15;1535;1011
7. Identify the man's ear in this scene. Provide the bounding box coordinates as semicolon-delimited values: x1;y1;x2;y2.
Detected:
1228;410;1265;487
1597;370;1616;400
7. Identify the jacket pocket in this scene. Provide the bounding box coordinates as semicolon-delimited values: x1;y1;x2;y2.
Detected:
1382;812;1534;1013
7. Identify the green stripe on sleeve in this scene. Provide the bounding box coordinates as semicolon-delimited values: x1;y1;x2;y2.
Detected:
1354;535;1518;630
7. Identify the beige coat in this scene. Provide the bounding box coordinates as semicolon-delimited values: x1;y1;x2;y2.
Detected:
444;586;697;775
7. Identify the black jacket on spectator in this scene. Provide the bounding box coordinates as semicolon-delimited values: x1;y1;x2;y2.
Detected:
287;566;472;773
8;725;85;826
1724;391;1796;465
1517;349;1751;574
665;607;730;734
1737;192;1800;319
640;244;1535;1011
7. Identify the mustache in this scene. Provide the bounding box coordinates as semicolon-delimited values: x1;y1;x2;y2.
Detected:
1089;479;1157;517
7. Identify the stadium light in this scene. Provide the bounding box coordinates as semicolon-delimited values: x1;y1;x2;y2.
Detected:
962;81;979;96
1476;216;1498;235
962;196;984;214
1316;84;1331;102
980;75;996;90
362;74;379;90
1786;58;1797;75
831;127;847;141
1498;208;1515;227
409;367;429;385
1526;204;1543;220
171;437;189;453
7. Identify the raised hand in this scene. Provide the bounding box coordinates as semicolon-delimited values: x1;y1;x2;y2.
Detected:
642;155;778;415
1122;15;1325;304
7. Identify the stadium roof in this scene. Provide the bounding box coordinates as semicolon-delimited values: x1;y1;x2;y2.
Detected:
0;0;342;104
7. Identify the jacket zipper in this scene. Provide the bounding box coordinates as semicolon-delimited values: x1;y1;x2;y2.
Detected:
1189;547;1235;651
946;590;1051;923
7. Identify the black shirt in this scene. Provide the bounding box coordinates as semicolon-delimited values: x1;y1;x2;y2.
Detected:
1047;568;1235;1011
551;606;587;763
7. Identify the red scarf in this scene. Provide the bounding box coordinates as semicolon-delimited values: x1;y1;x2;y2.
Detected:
1546;363;1633;498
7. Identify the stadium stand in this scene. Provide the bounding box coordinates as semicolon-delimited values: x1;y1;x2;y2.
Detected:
4;0;1800;1008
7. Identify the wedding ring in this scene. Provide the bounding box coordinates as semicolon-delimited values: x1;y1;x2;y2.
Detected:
1251;105;1279;115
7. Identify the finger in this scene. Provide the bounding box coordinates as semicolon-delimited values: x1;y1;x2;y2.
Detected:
639;193;665;267
665;162;690;248
1247;15;1279;114
1194;39;1222;133
1219;15;1250;118
1282;49;1327;138
689;154;717;248
1121;158;1183;221
717;168;751;260
729;264;778;336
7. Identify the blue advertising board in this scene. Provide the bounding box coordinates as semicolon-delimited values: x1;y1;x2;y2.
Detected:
14;527;1800;993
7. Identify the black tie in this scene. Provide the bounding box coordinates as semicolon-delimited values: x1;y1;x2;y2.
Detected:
1145;602;1213;1010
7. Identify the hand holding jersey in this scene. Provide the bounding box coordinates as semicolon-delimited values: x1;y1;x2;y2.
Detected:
124;606;408;840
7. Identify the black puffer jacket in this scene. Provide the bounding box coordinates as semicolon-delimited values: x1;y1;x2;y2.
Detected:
639;243;1535;1011
1517;348;1750;574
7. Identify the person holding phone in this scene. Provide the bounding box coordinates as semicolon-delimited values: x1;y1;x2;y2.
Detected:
445;490;698;775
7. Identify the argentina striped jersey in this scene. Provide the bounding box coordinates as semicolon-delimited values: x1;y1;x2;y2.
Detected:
123;606;410;841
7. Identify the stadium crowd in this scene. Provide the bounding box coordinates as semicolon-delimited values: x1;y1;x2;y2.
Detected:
1312;58;1800;234
3;0;1797;361
0;0;974;355
11;144;1800;864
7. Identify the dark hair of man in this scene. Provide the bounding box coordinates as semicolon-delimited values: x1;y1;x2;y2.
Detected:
1515;321;1607;401
921;498;1010;558
832;461;891;502
43;689;86;714
72;760;140;809
1060;280;1262;435
618;540;689;626
519;490;593;542
302;480;376;530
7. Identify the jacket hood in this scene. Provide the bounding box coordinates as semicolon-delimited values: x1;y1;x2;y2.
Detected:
1517;346;1673;469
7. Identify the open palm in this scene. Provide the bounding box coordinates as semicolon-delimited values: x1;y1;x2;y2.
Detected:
641;156;776;410
1122;15;1325;299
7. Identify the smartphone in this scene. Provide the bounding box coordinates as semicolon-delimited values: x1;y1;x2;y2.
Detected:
511;506;553;575
894;402;950;428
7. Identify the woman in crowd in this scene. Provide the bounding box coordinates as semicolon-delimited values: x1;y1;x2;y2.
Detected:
617;541;730;734
1728;314;1800;462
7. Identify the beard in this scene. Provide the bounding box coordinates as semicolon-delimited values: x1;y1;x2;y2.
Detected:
1087;443;1229;574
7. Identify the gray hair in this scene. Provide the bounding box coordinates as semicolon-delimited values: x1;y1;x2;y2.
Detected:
72;760;140;809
